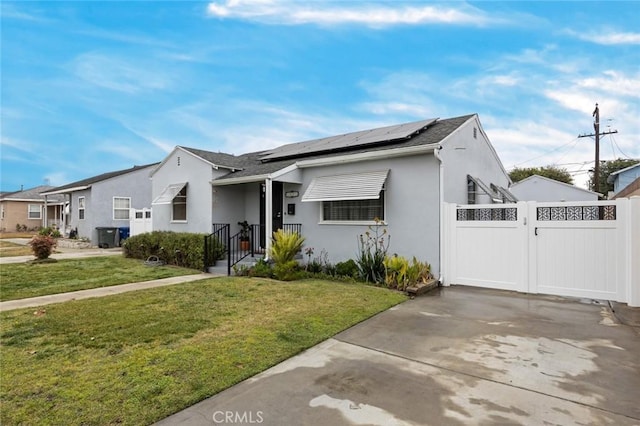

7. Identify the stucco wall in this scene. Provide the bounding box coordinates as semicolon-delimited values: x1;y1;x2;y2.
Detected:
152;149;219;234
295;154;441;275
439;116;511;204
511;176;598;202
0;201;43;232
69;166;154;244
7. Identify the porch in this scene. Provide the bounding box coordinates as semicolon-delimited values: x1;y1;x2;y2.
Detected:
204;223;302;275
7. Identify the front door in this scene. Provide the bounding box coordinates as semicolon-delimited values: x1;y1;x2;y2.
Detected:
259;182;284;248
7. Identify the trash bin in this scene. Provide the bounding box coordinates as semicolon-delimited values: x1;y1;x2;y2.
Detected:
96;227;119;248
118;227;130;245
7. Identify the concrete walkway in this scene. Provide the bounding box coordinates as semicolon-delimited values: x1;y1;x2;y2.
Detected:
157;286;640;426
0;273;211;312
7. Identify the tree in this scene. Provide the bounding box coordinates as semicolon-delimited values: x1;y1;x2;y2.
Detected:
509;166;573;185
588;158;639;195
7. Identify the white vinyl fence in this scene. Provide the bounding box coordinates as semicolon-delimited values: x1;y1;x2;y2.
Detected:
443;197;640;307
130;208;153;237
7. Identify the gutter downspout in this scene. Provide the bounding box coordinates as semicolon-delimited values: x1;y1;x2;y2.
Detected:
433;145;444;284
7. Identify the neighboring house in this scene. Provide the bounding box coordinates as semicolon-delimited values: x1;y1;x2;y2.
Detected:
608;162;640;199
510;175;600;202
41;164;158;246
0;186;65;232
151;114;514;277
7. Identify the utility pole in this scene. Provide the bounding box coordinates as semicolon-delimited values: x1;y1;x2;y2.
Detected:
578;103;618;194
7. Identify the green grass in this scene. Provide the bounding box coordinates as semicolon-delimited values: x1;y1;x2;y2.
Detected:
0;277;407;425
0;240;32;258
0;256;201;301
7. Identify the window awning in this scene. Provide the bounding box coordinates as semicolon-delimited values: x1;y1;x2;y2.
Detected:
302;170;389;202
152;182;186;205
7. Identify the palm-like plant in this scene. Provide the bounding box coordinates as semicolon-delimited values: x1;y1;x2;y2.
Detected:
268;229;305;264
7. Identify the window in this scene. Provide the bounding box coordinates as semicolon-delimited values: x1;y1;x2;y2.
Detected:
322;191;385;222
28;204;42;219
113;197;131;220
467;179;477;204
78;197;85;220
172;186;187;221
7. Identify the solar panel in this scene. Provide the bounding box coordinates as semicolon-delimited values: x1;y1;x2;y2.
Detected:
260;118;437;161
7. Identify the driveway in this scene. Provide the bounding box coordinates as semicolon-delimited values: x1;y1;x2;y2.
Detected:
158;286;640;426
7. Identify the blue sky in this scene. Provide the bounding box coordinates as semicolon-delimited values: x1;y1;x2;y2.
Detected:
1;1;638;191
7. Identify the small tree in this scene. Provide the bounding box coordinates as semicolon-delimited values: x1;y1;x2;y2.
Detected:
509;166;573;185
29;235;57;260
588;158;639;195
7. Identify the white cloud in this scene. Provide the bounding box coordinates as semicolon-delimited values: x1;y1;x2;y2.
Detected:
72;52;171;94
566;29;640;45
206;0;495;27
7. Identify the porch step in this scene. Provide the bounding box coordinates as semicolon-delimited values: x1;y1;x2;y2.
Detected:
207;256;264;275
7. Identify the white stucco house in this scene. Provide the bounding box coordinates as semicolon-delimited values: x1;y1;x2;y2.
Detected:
41;164;158;247
150;114;515;277
509;175;600;202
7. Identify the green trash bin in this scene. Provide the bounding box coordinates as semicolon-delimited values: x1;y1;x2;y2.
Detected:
96;227;119;248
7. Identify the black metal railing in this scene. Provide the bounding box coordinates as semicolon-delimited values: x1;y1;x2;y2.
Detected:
205;223;303;275
204;224;229;272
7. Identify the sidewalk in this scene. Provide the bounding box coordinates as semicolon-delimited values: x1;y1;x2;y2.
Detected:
0;245;123;265
0;273;212;312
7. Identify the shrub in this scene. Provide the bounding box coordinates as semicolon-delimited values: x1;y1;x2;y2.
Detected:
268;230;305;264
122;231;209;270
38;226;62;238
272;260;301;281
335;259;359;278
29;235;57;260
250;258;273;278
356;219;389;284
383;255;433;291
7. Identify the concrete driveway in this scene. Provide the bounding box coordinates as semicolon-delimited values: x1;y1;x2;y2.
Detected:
158;286;640;426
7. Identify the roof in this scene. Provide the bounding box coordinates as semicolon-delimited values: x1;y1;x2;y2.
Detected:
183;114;475;182
511;174;601;197
0;185;65;203
41;163;159;195
607;162;640;183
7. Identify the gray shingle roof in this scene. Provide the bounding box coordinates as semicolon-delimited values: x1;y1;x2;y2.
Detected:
0;185;65;203
207;114;474;181
42;163;159;195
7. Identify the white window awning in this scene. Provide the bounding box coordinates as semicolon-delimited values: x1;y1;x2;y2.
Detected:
152;182;186;205
302;170;389;202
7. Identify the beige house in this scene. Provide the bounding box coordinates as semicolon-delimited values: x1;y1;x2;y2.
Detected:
0;186;65;232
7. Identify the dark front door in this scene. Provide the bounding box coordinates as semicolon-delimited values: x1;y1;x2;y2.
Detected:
259;181;284;248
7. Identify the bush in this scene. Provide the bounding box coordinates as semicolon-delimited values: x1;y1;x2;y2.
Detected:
38;226;62;238
29;235;57;260
383;255;433;291
356;219;389;284
122;231;210;270
268;230;305;265
250;258;273;278
335;259;359;278
273;260;301;281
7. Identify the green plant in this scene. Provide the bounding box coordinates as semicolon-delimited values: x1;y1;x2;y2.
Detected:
273;260;301;281
250;258;273;278
355;219;389;284
268;229;305;265
335;259;359;278
38;226;61;238
384;255;409;290
232;263;251;276
237;220;250;241
407;257;432;284
122;231;207;270
28;235;57;260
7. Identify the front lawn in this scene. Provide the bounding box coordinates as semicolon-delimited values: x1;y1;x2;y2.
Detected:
0;240;32;258
0;256;201;301
0;278;407;425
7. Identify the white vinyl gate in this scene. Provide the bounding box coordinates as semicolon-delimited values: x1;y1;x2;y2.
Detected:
443;198;640;307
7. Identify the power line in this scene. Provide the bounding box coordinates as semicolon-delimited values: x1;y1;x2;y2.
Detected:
509;137;580;168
